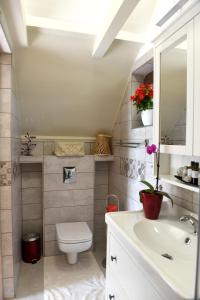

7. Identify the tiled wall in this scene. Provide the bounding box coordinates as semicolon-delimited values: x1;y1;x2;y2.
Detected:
109;75;154;210
21;163;43;240
43;155;95;256
94;162;109;247
109;73;199;216
0;53;22;298
21;139;95;156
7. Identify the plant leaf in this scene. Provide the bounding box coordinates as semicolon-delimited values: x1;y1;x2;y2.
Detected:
157;191;173;207
140;180;155;193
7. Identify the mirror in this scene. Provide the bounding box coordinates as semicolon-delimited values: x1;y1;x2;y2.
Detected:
160;36;187;145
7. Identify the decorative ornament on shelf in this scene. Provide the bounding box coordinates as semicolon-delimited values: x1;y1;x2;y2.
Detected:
140;143;173;220
21;132;36;156
130;83;153;126
93;134;112;156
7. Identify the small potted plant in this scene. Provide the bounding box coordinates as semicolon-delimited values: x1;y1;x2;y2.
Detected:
140;144;173;219
130;83;153;126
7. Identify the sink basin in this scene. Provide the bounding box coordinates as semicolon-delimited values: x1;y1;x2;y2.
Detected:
134;219;196;261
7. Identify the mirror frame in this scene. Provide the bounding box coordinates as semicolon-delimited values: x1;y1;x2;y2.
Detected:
154;20;194;155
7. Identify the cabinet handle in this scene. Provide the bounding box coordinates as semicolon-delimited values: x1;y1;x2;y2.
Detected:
111;255;117;262
109;294;115;300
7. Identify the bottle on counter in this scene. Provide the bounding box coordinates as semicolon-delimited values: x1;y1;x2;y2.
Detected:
191;161;199;186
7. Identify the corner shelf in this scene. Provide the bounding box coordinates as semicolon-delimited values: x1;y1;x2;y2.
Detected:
161;175;199;193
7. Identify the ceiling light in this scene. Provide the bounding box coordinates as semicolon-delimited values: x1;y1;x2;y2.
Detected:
156;0;189;27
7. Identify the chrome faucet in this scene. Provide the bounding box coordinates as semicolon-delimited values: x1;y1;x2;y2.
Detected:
179;215;198;234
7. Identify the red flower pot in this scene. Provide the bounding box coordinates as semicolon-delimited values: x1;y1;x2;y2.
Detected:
141;191;163;220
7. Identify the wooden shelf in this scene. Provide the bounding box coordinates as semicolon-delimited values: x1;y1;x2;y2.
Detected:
161;175;199;193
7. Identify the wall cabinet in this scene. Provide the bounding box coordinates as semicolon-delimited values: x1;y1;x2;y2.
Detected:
154;11;200;156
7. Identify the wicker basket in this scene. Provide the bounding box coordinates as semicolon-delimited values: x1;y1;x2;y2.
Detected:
93;134;112;155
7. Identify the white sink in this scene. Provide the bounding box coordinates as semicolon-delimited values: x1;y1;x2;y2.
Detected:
134;219;196;261
106;206;198;299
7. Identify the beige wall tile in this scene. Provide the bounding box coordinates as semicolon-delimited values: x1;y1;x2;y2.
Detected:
44;224;56;242
22;172;42;188
23;203;42;220
95;162;108;171
44;241;61;256
95;185;108;200
21;163;42;173
1;210;12;233
95;171;108;186
0;113;11;137
0;89;11;113
0;138;11;161
22;187;42;204
44;155;94;174
44;205;93;225
2;233;13;256
22;219;43;237
44;189;94;208
44;172;94;191
0;186;12;209
3;278;14;299
0;65;11;88
2;256;13;278
95;200;106;214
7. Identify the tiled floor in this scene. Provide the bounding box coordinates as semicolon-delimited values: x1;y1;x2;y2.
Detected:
93;245;106;275
13;251;105;300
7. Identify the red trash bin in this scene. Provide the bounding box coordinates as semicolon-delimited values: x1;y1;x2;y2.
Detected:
22;233;41;264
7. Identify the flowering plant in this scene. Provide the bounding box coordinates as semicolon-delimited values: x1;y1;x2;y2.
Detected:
140;143;173;206
130;83;153;113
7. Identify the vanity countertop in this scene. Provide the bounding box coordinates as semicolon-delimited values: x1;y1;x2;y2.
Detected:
106;204;197;299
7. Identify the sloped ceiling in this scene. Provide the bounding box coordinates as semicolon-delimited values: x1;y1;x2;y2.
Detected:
15;28;140;137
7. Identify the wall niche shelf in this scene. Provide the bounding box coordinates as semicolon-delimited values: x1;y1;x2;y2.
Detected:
20;155;114;164
94;155;114;162
161;175;199;193
20;155;43;163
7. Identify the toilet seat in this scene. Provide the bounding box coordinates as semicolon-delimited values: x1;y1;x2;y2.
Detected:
56;222;92;244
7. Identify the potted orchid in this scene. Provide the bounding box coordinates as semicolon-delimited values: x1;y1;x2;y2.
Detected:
130;83;153;126
140;144;173;219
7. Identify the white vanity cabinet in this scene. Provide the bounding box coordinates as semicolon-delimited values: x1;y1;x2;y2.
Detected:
105;231;163;300
154;5;200;156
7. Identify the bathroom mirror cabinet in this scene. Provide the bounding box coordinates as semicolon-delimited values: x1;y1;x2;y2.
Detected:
154;14;200;156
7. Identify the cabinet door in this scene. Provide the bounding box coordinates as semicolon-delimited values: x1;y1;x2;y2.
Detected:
106;270;129;300
154;20;194;155
107;233;163;300
194;14;200;156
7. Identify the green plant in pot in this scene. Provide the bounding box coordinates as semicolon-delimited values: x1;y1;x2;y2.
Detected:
140;144;173;220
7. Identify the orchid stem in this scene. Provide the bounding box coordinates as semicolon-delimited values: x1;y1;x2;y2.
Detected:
156;143;160;191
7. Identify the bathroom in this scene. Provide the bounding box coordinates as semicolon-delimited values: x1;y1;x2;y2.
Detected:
0;0;200;299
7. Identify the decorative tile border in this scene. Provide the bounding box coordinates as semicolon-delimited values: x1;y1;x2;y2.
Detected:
0;162;12;186
120;157;145;180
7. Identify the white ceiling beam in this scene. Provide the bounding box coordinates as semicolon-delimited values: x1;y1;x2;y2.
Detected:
92;0;141;58
0;0;28;47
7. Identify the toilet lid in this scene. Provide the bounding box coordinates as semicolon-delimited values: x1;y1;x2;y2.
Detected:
56;222;92;243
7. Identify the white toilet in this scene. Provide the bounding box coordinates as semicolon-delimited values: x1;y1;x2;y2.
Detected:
56;222;93;264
